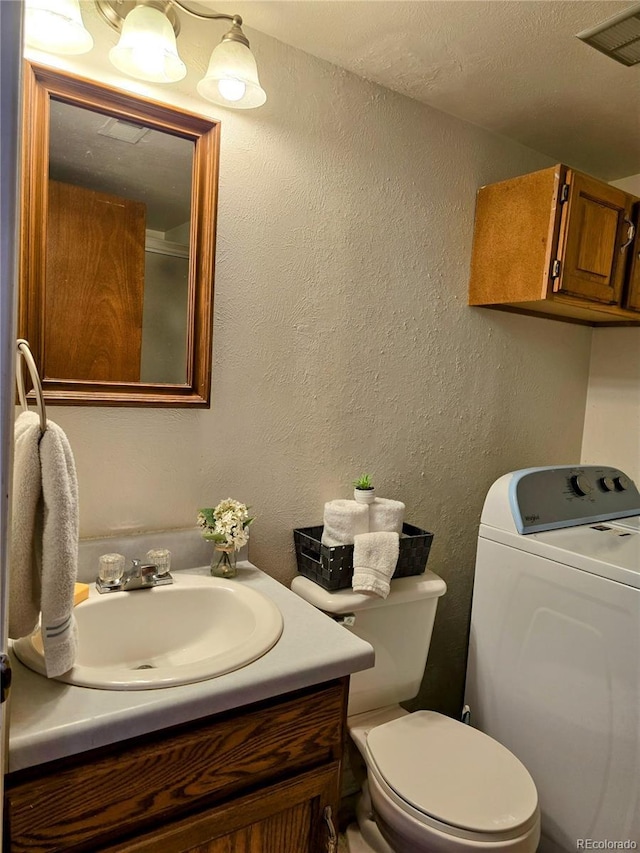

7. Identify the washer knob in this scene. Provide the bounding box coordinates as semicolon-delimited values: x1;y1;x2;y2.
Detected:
600;476;616;492
571;474;593;496
614;475;630;492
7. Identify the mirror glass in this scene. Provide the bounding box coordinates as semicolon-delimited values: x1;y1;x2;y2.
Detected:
48;100;193;385
20;63;220;407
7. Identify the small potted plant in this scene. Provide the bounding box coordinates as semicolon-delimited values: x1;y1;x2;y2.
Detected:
197;499;255;578
353;473;375;504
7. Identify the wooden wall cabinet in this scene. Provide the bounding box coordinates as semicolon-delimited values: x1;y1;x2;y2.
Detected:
4;678;347;853
468;164;640;325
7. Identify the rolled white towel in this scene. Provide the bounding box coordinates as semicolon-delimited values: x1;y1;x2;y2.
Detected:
321;500;369;547
352;532;400;599
369;497;405;534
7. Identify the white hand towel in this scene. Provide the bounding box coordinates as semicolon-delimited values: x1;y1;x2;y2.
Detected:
352;531;400;599
10;411;79;677
39;419;79;677
321;500;369;547
369;497;405;534
10;412;43;638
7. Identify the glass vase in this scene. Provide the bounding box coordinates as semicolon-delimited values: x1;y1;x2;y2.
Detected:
210;544;237;578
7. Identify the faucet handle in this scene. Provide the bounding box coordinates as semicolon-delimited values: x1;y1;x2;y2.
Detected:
97;558;172;593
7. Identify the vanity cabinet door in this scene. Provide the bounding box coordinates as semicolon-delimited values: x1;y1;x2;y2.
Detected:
101;763;339;853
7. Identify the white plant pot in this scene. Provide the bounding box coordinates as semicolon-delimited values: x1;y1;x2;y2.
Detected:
354;487;375;504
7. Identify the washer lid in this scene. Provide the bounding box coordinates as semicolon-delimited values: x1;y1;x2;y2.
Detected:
366;711;538;834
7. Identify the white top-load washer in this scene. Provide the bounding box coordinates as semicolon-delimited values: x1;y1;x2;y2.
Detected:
466;465;640;853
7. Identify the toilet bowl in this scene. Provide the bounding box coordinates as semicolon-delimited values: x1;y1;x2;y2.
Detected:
290;573;540;853
349;707;540;852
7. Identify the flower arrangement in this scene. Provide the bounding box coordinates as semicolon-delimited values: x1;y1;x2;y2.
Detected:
197;498;255;551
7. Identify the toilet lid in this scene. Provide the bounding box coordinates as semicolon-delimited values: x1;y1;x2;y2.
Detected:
366;711;538;835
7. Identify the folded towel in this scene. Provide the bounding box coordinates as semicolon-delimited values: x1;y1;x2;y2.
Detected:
352;531;399;599
10;411;79;677
321;499;369;547
369;497;405;534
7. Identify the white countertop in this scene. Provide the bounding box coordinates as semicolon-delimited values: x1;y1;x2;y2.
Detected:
7;564;374;773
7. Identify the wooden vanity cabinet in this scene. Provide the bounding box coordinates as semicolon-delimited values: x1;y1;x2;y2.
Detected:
468;164;640;325
4;678;347;853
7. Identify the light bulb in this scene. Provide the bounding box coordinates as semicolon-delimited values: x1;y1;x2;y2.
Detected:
126;31;168;80
217;78;246;102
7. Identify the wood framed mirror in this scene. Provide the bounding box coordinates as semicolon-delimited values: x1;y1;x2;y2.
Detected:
19;62;220;407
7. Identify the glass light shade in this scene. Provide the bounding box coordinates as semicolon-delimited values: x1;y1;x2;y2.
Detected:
197;40;266;109
108;5;186;83
25;0;93;55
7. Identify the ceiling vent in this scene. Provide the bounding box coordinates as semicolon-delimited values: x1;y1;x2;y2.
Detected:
97;117;149;144
577;3;640;66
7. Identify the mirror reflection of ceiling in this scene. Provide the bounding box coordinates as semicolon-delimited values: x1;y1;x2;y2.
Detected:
48;99;193;232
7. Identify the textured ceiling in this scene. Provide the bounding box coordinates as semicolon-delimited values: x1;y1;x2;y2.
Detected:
199;0;640;180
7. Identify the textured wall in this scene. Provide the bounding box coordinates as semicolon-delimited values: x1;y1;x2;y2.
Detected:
582;329;640;483
23;11;593;715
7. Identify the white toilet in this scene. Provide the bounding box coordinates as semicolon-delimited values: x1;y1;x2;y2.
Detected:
291;570;540;853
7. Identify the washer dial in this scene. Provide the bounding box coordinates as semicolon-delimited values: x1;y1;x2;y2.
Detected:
600;476;616;492
614;475;630;492
571;474;593;497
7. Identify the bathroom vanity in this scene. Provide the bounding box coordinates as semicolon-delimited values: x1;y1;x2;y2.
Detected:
4;565;373;853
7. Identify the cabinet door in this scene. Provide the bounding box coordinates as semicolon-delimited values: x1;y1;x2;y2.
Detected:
623;202;640;313
102;763;340;853
555;172;633;305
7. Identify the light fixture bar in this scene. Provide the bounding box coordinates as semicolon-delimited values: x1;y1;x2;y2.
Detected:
168;3;249;48
96;0;181;36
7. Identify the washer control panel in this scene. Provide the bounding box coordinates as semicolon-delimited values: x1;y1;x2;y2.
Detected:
509;466;640;534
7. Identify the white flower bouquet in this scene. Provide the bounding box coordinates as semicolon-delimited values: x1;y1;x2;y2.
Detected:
197;498;255;552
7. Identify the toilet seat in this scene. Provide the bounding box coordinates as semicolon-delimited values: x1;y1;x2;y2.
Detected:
365;711;539;843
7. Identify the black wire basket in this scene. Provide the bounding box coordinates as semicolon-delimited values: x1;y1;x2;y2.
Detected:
293;523;434;591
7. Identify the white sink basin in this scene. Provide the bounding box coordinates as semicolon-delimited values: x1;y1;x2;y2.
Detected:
13;573;283;689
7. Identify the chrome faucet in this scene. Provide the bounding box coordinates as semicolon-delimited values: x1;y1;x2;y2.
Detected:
96;558;174;594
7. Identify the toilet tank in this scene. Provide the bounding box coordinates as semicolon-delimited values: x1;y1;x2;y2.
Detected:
291;572;446;715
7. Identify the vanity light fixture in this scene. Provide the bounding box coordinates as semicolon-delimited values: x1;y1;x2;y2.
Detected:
25;0;267;109
24;0;94;55
106;1;187;83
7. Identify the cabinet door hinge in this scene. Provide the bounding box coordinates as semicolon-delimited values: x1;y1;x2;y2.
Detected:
551;259;562;279
559;183;570;203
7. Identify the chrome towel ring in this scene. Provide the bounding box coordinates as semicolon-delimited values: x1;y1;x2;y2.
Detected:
16;339;47;434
